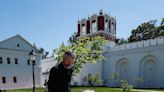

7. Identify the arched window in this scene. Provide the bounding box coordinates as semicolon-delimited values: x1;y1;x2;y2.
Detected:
105;20;108;30
81;24;86;36
92;20;96;32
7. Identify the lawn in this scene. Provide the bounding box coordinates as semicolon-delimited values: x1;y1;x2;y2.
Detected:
6;87;122;92
6;87;164;92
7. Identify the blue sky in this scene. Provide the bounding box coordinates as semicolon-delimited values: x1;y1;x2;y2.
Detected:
0;0;164;55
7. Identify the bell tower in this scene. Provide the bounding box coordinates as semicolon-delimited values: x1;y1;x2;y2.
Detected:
76;10;116;42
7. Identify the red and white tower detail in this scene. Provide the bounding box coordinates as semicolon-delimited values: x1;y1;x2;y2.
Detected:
76;10;116;42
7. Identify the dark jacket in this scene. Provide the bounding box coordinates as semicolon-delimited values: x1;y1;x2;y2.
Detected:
48;62;73;92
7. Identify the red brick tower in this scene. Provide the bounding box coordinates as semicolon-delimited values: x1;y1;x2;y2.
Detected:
76;10;116;42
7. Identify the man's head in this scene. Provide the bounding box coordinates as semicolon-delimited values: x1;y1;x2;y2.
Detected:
62;51;75;69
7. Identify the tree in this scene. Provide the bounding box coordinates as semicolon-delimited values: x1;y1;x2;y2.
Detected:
156;18;164;37
44;52;49;58
39;48;49;59
39;48;44;54
128;21;157;42
53;36;108;74
68;32;77;45
115;38;128;45
157;26;164;37
161;18;164;26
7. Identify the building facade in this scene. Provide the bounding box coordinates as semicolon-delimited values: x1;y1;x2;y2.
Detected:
0;35;42;90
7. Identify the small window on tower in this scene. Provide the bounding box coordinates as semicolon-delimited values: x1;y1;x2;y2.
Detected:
81;25;86;36
105;22;108;30
92;22;97;32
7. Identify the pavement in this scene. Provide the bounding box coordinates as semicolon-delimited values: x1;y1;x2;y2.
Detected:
132;89;163;92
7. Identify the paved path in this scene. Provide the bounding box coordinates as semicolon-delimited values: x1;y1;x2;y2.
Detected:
116;89;164;92
132;89;163;92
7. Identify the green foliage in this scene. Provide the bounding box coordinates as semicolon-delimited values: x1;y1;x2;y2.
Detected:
161;18;164;26
120;80;133;92
88;73;104;86
115;38;128;45
53;36;108;74
109;72;120;82
39;48;49;59
128;18;164;43
128;21;157;43
157;25;164;37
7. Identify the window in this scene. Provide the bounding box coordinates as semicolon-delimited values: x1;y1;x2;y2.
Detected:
15;58;18;64
81;25;86;36
7;57;10;64
17;44;20;47
92;21;97;32
0;57;2;64
105;22;108;30
27;59;30;65
13;76;17;83
2;77;6;83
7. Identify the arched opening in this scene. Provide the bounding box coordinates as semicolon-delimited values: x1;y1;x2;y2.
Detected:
116;58;131;82
139;55;158;88
120;62;130;81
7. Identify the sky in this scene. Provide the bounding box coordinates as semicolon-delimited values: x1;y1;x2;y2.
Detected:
0;0;164;55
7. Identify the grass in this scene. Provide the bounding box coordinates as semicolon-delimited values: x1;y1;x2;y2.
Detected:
6;87;164;92
6;87;122;92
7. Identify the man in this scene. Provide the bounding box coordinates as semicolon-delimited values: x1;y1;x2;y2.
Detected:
48;51;74;92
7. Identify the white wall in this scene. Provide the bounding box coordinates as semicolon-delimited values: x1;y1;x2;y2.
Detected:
40;57;56;86
74;37;164;88
73;62;103;86
104;42;164;88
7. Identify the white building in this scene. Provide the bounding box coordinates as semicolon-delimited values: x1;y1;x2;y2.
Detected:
0;35;42;90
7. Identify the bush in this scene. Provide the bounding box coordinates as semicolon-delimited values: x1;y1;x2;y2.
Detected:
88;73;104;86
120;80;133;92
